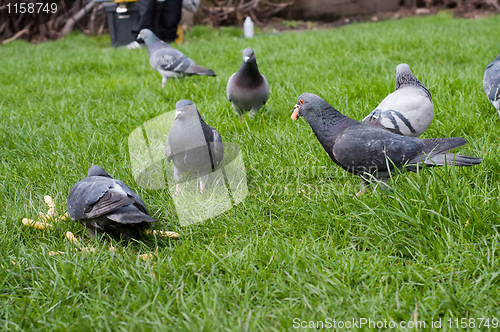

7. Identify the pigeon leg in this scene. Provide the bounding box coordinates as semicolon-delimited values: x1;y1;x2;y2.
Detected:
86;226;96;238
198;173;211;195
232;104;240;117
173;166;183;196
161;77;167;88
199;179;204;195
377;178;390;192
249;108;258;119
232;104;244;122
199;174;209;195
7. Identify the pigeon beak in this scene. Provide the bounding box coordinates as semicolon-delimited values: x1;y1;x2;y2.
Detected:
291;105;300;120
174;110;184;120
243;56;250;63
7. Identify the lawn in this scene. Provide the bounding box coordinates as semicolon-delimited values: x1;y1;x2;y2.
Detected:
1;10;500;331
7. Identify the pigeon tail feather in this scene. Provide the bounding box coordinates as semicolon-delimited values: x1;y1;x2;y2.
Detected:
185;64;216;76
106;205;157;224
419;154;482;167
84;190;135;219
419;137;467;156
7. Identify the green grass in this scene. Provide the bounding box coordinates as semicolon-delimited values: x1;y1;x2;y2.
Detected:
1;10;500;330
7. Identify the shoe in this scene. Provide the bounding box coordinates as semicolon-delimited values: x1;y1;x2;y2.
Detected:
127;41;142;49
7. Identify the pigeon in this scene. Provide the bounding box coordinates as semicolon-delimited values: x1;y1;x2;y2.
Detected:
362;64;433;137
164;100;224;195
483;53;500;118
291;93;482;196
67;165;157;240
227;48;269;118
137;29;216;87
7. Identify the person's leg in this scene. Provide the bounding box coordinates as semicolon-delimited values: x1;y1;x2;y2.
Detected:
131;0;157;39
158;0;183;42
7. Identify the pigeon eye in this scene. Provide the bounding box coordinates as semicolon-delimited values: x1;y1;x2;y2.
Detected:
186;105;190;110
299;99;304;105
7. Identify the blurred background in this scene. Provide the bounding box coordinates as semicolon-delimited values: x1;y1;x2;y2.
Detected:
0;0;498;45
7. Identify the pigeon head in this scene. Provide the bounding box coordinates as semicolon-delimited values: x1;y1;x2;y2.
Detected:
174;99;196;120
291;93;331;120
137;29;159;45
395;63;417;86
395;64;418;86
175;99;195;109
396;63;412;75
395;63;432;101
87;165;112;178
242;48;256;64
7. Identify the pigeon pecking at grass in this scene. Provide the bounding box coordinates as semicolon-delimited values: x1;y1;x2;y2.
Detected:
291;93;482;196
227;48;269;119
362;64;433;137
483;52;500;118
137;29;216;87
164;99;224;195
67;165;157;241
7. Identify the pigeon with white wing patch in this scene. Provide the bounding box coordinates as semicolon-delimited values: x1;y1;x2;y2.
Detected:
137;29;216;87
362;64;433;137
483;53;500;118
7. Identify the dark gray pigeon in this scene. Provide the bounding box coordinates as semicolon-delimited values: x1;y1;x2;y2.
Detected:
226;48;269;118
67;165;156;240
483;53;500;118
292;93;482;196
137;29;216;87
362;64;433;137
164;100;224;195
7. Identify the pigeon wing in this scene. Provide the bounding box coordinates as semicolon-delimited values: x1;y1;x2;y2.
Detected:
115;180;151;215
106;205;156;224
200;117;224;169
332;125;422;174
211;127;224;169
68;177;134;221
164;140;174;162
484;62;500;102
362;109;405;136
152;48;192;73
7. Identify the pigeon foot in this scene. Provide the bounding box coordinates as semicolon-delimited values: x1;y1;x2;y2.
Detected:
355;188;366;198
199;180;205;195
355;181;369;198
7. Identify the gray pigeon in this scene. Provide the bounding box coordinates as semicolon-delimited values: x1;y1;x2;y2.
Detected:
362;64;433;137
164;100;224;195
137;29;216;87
292;93;482;196
227;48;269;118
483;53;500;118
67;165;156;240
